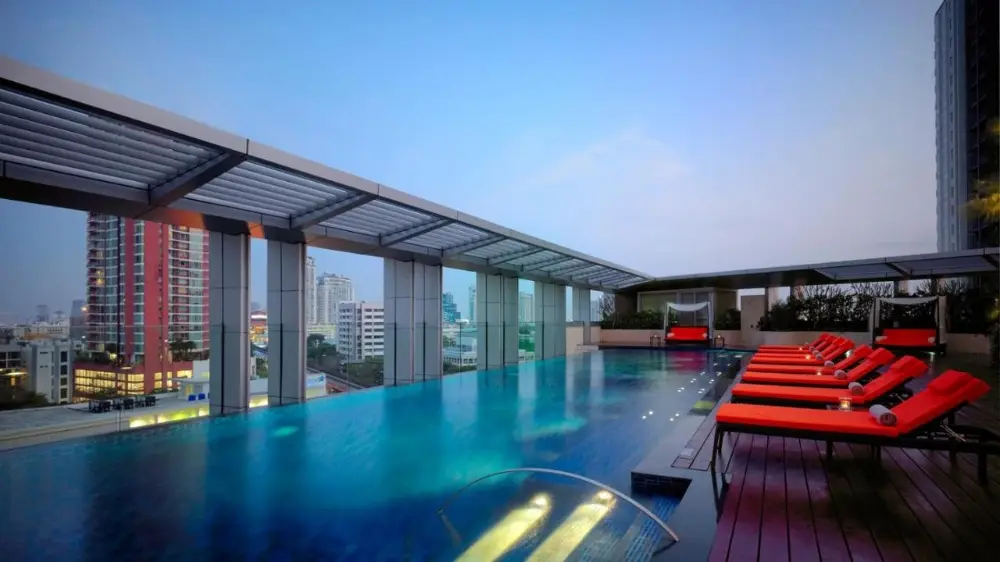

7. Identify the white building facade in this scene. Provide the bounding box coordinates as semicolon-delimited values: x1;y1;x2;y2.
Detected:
336;301;384;362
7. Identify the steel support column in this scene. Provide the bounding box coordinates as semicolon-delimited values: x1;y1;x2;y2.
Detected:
209;231;250;415
267;240;306;405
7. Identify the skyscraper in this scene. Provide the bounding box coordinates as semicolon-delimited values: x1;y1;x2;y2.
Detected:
518;292;534;324
336;301;384;361
935;0;999;251
76;215;206;398
316;274;355;324
69;299;86;340
305;256;317;325
442;292;459;324
467;285;477;325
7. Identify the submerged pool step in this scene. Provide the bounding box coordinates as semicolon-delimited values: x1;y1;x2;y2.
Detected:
453;493;552;562
524;492;616;561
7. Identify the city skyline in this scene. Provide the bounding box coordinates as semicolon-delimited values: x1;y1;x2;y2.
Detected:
0;1;945;318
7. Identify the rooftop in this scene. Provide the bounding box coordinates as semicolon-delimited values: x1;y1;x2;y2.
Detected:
621;247;1000;292
0;56;650;291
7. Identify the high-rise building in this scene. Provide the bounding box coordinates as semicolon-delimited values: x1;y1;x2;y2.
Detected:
316;274;355;325
305;256;317;325
467;285;477;325
35;304;49;323
935;0;999;251
518;292;534;324
69;299;86;340
76;215;205;398
0;337;74;404
442;292;459;324
336;301;384;362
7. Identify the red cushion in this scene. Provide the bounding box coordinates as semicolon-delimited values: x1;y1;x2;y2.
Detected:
876;328;936;348
667;326;709;341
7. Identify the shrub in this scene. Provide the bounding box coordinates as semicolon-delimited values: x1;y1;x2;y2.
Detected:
715;308;741;330
757;281;996;334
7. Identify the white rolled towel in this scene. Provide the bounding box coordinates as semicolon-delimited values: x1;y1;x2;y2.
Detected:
869;404;897;426
848;382;864;396
824;360;834;367
927;336;935;344
814;352;824;360
833;369;848;380
875;335;887;342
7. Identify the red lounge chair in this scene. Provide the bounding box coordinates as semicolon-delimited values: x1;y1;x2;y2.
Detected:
665;326;710;345
731;355;926;407
875;328;938;350
713;370;1000;482
758;333;833;352
750;339;854;367
742;348;895;387
756;335;841;356
751;345;874;375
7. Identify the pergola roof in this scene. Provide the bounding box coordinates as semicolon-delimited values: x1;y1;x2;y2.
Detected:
0;57;652;291
622;248;1000;293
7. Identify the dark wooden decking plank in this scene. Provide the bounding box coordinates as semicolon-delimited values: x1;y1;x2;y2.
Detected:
844;446;943;562
781;438;820;562
800;439;851;562
758;437;789;562
897;447;1000;534
883;447;994;561
707;432;753;562
876;447;976;562
725;434;768;561
834;444;914;562
817;441;884;562
914;449;1000;520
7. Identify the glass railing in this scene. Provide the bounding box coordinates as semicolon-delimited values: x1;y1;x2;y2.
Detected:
405;468;677;561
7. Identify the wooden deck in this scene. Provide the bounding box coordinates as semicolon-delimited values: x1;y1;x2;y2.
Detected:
676;355;1000;562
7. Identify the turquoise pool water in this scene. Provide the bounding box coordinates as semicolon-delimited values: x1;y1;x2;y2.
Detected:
0;349;734;561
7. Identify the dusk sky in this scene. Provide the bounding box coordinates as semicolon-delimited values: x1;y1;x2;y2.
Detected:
0;0;940;320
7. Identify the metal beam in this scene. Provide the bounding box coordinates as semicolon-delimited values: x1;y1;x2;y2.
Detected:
547;262;595;277
290;193;376;229
983;254;999;268
569;268;608;282
885;262;911;277
442;234;506;257
380;218;452;247
586;270;629;284
489;247;544;265
148;150;246;207
522;256;574;272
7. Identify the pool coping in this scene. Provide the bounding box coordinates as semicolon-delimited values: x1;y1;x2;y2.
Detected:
629;352;748;561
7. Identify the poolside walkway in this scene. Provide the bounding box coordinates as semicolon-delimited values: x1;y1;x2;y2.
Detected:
678;355;1000;562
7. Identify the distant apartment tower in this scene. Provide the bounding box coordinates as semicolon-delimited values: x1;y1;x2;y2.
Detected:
316;274;355;325
519;292;534;324
935;0;999;251
305;256;317;325
467;285;477;325
336;301;384;362
0;337;74;404
35;304;49;323
77;215;206;397
69;299;86;340
442;292;459;324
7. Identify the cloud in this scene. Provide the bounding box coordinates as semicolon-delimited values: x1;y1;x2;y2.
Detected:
471;124;936;278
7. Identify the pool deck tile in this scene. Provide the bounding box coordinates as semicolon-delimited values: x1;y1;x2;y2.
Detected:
690;355;1000;562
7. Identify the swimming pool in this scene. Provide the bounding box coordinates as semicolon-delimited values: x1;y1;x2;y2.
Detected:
0;349;738;561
